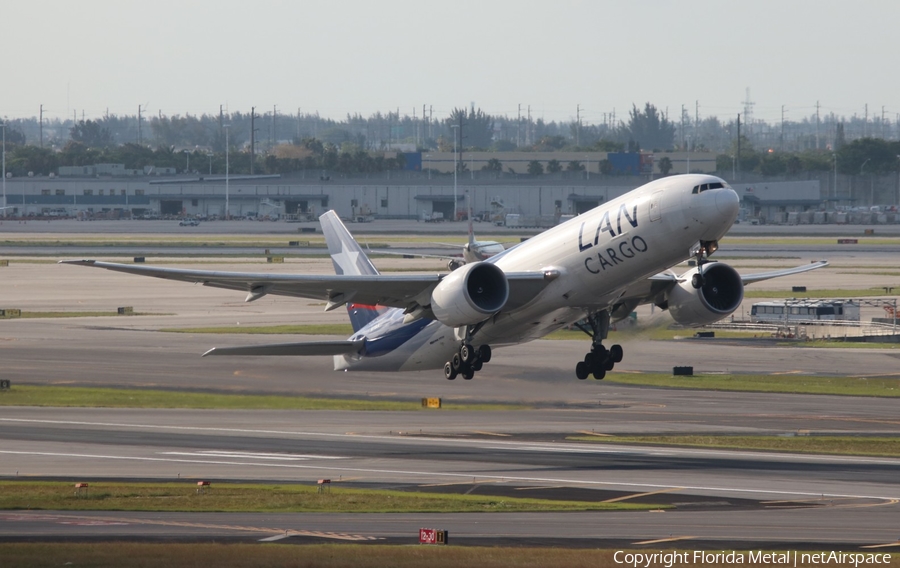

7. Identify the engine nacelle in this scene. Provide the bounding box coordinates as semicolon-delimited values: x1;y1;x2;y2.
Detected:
431;261;508;327
667;262;744;326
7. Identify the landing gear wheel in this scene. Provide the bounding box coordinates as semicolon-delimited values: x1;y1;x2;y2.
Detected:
592;366;606;380
584;352;595;368
462;368;475;380
460;343;475;364
478;345;492;363
575;361;589;380
444;362;457;380
472;359;484;372
609;344;624;363
604;358;615;371
451;353;462;372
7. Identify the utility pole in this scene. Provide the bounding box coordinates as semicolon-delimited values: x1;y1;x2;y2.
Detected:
138;105;143;145
272;104;277;148
517;103;521;147
250;106;256;175
695;100;700;148
39;104;43;148
815;100;820;150
576;104;581;147
736;113;741;181
527;105;531;146
882;106;886;139
224;124;230;219
2;120;6;217
218;105;223;130
781;105;786;152
681;104;686;149
864;103;868;137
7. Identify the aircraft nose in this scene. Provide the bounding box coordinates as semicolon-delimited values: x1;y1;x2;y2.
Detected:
716;188;739;219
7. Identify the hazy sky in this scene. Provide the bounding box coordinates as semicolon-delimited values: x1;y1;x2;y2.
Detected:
3;0;897;126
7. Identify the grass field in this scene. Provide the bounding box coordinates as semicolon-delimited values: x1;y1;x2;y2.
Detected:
566;435;900;458
0;385;523;411
0;481;650;514
604;372;900;397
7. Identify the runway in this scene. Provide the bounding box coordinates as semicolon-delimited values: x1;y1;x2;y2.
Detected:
1;406;899;548
1;235;899;548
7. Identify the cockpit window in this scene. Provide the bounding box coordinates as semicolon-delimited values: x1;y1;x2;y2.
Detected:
692;182;726;194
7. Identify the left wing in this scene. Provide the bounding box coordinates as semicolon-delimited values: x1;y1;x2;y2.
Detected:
604;260;829;319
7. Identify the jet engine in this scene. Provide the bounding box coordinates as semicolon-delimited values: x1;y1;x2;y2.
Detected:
666;262;744;326
431;261;509;327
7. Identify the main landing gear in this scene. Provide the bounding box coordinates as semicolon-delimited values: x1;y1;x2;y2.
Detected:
573;310;624;381
443;324;492;380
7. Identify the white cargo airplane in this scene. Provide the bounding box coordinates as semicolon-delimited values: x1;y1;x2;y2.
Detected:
63;174;827;381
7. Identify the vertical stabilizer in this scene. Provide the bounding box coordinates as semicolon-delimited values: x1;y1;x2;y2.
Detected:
320;210;379;276
319;210;384;331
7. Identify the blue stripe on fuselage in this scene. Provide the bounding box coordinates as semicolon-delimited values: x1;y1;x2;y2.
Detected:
351;308;432;357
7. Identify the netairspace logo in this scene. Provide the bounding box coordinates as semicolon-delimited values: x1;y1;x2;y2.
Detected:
613;550;893;567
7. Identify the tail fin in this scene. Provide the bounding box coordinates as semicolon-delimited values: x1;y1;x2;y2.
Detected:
319;210;385;331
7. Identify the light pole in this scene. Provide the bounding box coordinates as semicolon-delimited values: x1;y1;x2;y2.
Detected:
896;155;900;208
183;150;190;174
859;158;871;207
208;153;213;175
1;121;6;217
450;124;459;221
224;125;230;219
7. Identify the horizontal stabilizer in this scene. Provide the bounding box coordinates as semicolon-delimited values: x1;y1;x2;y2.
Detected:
202;339;365;357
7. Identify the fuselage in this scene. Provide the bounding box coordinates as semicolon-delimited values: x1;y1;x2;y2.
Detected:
338;174;739;372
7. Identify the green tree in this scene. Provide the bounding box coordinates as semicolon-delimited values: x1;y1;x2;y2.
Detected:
599;159;613;175
447;107;494;149
546;159;562;173
527;160;544;175
566;160;584;172
623;103;676;151
657;156;673;176
836;138;900;175
481;158;503;172
593;139;624;152
70;120;113;148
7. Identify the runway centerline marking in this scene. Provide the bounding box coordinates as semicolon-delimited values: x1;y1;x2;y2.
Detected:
1;449;898;501
861;541;900;549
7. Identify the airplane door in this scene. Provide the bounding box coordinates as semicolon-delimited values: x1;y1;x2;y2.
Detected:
649;191;662;222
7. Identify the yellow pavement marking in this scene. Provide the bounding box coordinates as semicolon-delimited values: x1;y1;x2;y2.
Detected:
771;370;804;375
632;536;696;545
577;430;613;437
471;431;512;437
514;486;566;491
602;487;683;503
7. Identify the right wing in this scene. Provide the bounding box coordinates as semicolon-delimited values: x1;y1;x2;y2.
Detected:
60;260;443;310
60;260;558;315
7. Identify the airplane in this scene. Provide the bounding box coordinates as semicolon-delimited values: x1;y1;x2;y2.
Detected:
374;191;506;270
62;174;828;381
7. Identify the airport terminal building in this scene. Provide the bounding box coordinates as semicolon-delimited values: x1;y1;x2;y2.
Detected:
0;166;827;224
